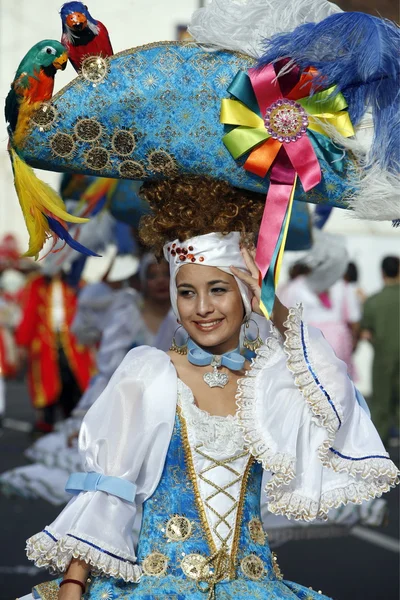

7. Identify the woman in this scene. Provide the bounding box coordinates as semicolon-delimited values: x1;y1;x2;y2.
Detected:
23;178;398;600
280;233;361;377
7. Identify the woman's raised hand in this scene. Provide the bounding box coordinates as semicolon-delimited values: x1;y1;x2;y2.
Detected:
231;247;289;334
230;247;263;315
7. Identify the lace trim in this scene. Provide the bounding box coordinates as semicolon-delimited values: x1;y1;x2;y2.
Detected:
236;330;297;491
284;305;343;434
283;305;399;484
237;306;399;521
26;529;141;583
178;379;246;455
267;478;394;522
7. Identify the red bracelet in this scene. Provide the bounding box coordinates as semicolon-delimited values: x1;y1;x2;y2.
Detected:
59;578;86;593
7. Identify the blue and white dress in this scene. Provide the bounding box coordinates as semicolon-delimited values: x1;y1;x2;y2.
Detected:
25;307;398;599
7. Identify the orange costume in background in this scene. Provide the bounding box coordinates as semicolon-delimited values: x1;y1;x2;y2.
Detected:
15;275;94;410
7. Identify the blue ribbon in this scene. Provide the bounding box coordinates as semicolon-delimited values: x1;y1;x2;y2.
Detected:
65;472;137;503
187;338;245;371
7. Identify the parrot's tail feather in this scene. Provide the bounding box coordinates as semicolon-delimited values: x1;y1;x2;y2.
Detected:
10;148;90;257
46;216;100;257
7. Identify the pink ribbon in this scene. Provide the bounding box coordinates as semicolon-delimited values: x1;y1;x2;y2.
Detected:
248;65;322;278
256;148;295;277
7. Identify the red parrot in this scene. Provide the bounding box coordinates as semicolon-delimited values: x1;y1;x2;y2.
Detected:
60;2;113;72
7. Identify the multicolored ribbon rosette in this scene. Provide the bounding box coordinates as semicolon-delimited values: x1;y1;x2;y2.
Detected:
220;63;354;318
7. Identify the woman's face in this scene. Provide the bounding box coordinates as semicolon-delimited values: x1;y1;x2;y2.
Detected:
176;264;244;352
145;262;170;302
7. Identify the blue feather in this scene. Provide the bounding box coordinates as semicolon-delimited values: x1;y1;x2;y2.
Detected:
46;215;99;257
258;13;400;173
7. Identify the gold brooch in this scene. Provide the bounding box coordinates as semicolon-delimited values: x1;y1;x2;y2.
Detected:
248;518;267;545
240;554;265;580
166;515;192;542
181;553;210;580
142;551;169;577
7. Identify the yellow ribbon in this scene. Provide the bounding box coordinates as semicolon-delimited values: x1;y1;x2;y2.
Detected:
221;86;354;158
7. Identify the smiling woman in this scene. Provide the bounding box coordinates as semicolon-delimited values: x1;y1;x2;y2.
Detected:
13;0;400;595
23;175;399;600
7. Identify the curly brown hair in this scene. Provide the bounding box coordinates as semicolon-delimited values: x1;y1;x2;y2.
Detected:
139;175;264;256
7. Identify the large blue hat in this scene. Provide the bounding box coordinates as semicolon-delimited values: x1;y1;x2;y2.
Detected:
6;2;399;314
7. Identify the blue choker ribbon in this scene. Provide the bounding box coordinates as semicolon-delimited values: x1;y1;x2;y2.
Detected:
187;338;245;371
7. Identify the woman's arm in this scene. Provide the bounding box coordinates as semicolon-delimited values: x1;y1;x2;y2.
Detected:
58;559;90;600
26;347;177;584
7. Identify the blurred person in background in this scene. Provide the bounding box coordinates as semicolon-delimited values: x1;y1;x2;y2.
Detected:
279;232;361;376
14;266;95;434
0;269;26;425
0;252;171;505
343;261;367;305
361;256;400;445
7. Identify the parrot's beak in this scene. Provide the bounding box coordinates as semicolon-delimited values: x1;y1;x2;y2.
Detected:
66;12;88;31
53;52;68;71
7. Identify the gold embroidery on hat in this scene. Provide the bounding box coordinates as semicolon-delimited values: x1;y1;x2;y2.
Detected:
81;55;109;84
147;150;177;175
84;147;109;170
74;118;103;142
119;160;146;179
50;132;75;157
142;551;168;577
181;553;210;580
166;515;192;542
248;518;266;545
240;554;265;580
31;103;58;130
112;130;136;156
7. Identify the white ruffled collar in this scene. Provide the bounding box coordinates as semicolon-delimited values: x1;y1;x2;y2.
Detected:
177;379;246;455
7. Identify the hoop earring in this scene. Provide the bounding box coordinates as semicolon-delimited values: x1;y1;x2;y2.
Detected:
170;326;189;355
243;319;263;352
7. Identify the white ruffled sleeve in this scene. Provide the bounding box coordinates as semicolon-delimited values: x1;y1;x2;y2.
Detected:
237;306;399;521
26;347;177;582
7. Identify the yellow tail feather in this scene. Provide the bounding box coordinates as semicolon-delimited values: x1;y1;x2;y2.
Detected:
10;148;89;258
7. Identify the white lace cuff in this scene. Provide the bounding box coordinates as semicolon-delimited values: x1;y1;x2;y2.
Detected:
26;528;141;583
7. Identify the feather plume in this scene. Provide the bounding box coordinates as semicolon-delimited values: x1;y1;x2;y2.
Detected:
306;117;399;220
189;0;341;58
258;12;400;173
10;148;89;257
46;216;99;257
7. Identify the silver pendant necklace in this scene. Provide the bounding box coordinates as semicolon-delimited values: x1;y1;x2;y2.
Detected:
203;355;229;388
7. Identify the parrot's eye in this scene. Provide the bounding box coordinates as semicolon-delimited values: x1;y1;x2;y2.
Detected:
44;46;56;55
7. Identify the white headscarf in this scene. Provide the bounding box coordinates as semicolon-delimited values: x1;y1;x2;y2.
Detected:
163;232;252;320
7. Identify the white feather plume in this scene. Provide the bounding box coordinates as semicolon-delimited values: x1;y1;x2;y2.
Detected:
189;0;342;58
310;115;399;221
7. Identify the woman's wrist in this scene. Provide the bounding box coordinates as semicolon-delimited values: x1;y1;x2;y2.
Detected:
60;579;86;593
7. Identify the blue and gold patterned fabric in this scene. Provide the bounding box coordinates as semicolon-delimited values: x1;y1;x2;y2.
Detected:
20;42;352;210
32;410;331;599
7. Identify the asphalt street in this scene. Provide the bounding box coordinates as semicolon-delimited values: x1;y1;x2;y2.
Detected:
0;380;399;600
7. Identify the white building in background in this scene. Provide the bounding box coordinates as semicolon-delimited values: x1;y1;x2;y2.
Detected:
0;0;398;293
